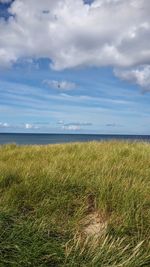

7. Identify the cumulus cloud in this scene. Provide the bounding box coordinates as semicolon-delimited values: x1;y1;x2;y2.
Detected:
0;0;150;89
43;80;77;91
114;65;150;92
25;123;39;129
25;123;33;129
0;122;10;128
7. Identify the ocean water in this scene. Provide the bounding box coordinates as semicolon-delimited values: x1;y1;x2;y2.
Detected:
0;133;150;145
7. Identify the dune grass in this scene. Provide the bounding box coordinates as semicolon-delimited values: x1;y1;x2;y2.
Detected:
0;141;150;266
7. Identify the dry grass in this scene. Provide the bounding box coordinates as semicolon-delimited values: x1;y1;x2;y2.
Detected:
0;141;150;266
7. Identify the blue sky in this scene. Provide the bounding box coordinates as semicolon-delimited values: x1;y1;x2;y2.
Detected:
0;0;150;134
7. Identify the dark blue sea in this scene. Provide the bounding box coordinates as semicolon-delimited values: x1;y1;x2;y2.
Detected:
0;133;150;145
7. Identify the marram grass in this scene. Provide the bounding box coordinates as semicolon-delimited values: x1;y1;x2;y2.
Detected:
0;141;150;266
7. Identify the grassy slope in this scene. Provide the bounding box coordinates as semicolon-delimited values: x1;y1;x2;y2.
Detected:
0;141;150;267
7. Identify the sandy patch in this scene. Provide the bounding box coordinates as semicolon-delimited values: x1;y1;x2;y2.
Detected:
81;211;108;238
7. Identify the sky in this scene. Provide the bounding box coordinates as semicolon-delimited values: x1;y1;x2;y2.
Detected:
0;0;150;134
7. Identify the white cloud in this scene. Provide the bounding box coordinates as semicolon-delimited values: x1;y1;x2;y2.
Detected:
25;123;33;129
62;125;81;131
25;123;39;129
114;65;150;92
0;0;150;89
61;121;92;131
43;80;77;91
0;122;9;127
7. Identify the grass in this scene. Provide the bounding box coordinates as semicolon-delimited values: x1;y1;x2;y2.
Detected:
0;141;150;266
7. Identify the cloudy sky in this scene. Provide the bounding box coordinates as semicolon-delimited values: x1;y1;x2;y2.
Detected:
0;0;150;134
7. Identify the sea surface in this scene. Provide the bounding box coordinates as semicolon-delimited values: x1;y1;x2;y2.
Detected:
0;133;150;145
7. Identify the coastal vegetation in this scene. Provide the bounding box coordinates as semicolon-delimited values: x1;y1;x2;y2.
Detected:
0;141;150;266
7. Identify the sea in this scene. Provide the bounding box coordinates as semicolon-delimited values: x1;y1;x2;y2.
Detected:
0;133;150;145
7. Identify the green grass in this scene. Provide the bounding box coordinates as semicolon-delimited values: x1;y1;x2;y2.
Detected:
0;141;150;266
